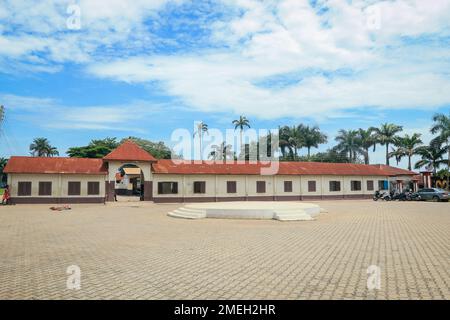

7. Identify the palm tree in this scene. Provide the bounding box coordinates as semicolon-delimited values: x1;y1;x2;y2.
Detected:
414;142;447;175
29;138;59;157
0;157;8;184
278;125;294;159
334;129;362;163
209;142;234;161
389;133;423;171
232;116;250;159
300;125;327;159
193;122;208;160
287;125;304;159
430;112;450;189
357;128;377;165
371;123;403;166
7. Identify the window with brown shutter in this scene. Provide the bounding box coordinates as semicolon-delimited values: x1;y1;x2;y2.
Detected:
68;182;81;196
193;181;206;194
38;182;52;196
367;180;374;191
18;182;32;196
351;180;362;191
227;181;237;193
256;181;266;193
87;181;100;195
284;181;293;192
308;181;316;192
329;181;341;192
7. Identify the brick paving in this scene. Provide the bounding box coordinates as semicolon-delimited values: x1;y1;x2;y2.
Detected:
0;200;448;300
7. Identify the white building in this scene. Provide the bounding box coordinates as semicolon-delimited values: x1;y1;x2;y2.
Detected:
4;140;419;204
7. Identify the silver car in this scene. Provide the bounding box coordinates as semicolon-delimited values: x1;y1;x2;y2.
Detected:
416;188;449;202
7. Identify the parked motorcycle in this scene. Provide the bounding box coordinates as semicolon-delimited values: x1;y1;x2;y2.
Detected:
373;190;391;201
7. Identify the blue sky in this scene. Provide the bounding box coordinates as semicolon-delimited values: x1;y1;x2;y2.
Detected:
0;0;449;168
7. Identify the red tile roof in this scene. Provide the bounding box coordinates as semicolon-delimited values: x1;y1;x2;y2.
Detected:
103;140;156;162
4;157;108;175
369;164;418;176
153;160;417;176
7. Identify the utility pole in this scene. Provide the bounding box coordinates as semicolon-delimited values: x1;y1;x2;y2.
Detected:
0;105;4;129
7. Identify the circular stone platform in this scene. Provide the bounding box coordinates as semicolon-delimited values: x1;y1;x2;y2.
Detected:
167;201;323;221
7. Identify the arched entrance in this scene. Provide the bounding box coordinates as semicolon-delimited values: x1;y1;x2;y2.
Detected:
115;164;144;201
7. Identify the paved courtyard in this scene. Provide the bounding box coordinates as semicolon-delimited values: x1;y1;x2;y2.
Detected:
0;200;449;300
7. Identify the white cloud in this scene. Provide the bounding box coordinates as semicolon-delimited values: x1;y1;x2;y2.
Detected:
2;0;450;120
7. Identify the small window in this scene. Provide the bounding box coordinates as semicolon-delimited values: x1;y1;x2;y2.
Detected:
193;181;206;194
351;180;362;191
284;181;293;193
227;181;237;194
158;182;178;194
39;182;52;196
87;181;100;195
329;181;341;192
256;181;266;193
18;182;32;196
378;180;387;190
68;182;81;196
308;181;316;192
367;180;374;191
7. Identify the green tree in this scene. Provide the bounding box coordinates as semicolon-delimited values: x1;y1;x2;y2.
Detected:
121;137;175;159
209;142;235;161
193;122;208;160
357;128;377;165
371;123;403;166
389;133;423;171
300;125;327;159
334;129;362;163
430;112;450;189
29;138;59;157
67;137;119;158
0;157;8;184
278;126;294;159
414;142;447;175
232;115;250;158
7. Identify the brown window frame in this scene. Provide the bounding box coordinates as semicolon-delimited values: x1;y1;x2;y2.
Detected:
284;181;293;193
193;181;206;194
350;180;362;191
378;180;387;190
256;181;266;193
308;181;316;192
68;181;81;196
158;182;178;194
87;181;100;195
227;181;237;194
367;180;374;191
329;181;341;192
38;181;52;196
17;181;32;196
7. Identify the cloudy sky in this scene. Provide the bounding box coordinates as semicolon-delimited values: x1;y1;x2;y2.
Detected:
0;0;449;167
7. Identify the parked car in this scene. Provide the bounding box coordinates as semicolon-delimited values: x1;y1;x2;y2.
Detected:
415;188;449;202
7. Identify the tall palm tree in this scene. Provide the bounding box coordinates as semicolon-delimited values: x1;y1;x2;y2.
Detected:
287;125;304;159
389;133;423;171
278;125;294;159
357;128;377;165
301;125;327;159
232;116;250;159
371;123;403;166
209;142;234;161
193;122;208;160
430;112;450;189
334;129;362;163
414;142;447;175
29;138;59;157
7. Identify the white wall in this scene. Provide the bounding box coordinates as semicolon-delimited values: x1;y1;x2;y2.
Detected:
8;173;106;197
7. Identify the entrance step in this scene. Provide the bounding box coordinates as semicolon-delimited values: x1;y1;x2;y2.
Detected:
168;208;207;219
274;210;314;221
